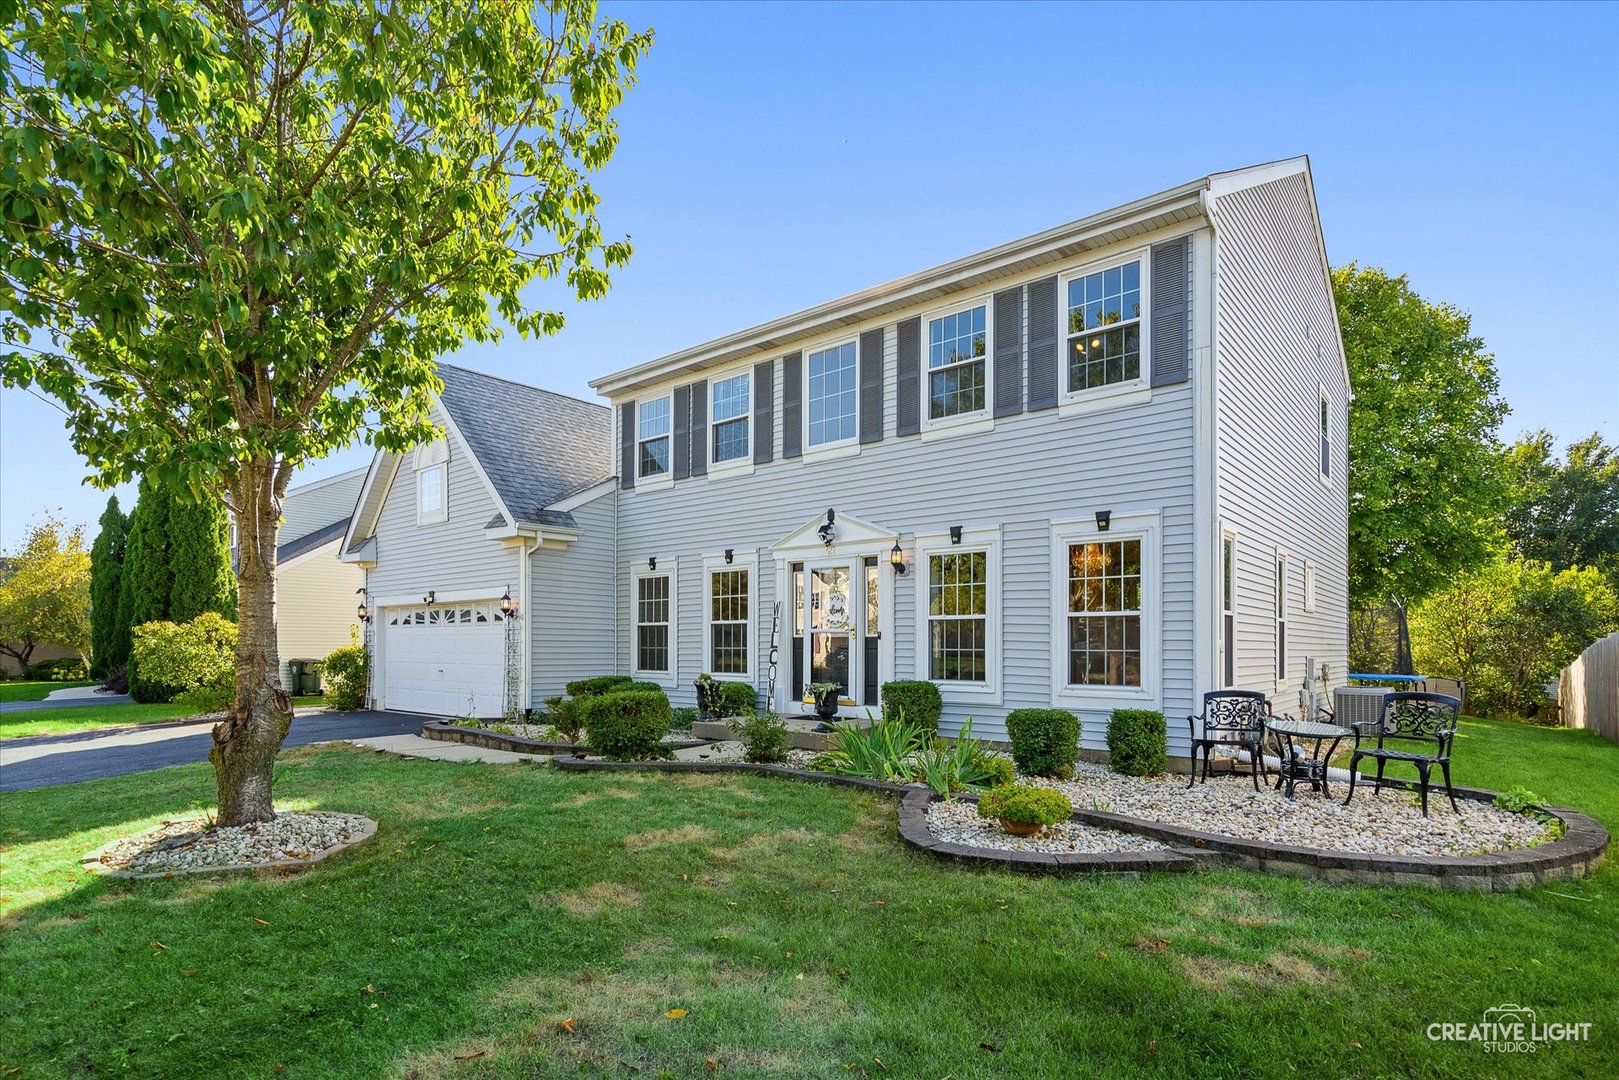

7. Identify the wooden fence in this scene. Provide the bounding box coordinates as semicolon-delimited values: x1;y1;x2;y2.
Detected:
1560;632;1619;744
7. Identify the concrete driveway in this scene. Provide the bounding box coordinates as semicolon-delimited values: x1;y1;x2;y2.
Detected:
0;710;427;793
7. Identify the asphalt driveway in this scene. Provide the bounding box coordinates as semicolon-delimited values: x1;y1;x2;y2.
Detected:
0;710;427;792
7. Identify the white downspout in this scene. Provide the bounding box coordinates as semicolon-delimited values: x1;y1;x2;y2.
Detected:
519;533;541;713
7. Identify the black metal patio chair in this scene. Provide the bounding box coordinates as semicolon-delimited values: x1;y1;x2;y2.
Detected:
1342;692;1461;817
1187;690;1271;790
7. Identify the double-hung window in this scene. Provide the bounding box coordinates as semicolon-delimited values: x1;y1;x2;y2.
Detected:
927;549;988;682
1275;552;1288;682
1066;259;1142;392
711;373;750;465
927;304;987;419
635;572;671;675
807;341;858;447
1319;394;1331;478
1066;538;1142;687
638;396;671;478
415;438;448;525
708;567;750;675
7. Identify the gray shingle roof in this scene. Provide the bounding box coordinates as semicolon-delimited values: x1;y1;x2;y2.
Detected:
278;517;351;563
435;364;611;528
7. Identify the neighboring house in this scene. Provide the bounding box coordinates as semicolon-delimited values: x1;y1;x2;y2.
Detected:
258;468;368;689
344;157;1350;767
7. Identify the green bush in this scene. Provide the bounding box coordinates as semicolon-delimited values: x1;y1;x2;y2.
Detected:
717;681;758;717
130;613;236;705
739;710;788;765
580;688;672;761
668;706;697;732
880;680;943;730
622;680;666;695
174;686;231;715
976;784;1072;827
812;715;929;783
915;720;1003;797
1005;708;1080;778
25;656;88;681
322;644;369;711
1107;709;1166;776
541;696;583;742
565;675;633;698
980;755;1015;789
1492;785;1547;815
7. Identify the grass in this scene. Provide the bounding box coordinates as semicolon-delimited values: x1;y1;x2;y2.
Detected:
0;701;199;739
0;679;94;703
0;728;1615;1078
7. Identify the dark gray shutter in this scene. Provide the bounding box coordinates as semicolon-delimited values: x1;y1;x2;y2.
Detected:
689;378;708;477
1150;235;1191;387
895;317;921;436
672;383;691;480
618;401;636;489
992;285;1024;417
752;358;774;464
859;327;885;444
1026;275;1059;410
781;351;803;459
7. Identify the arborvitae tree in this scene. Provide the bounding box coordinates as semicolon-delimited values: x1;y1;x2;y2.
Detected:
88;495;130;675
168;496;236;623
120;476;174;630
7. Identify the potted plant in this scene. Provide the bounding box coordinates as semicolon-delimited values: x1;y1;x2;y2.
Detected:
806;681;842;722
976;784;1073;837
694;673;721;721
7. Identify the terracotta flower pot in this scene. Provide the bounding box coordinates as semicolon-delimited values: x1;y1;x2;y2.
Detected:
999;819;1043;837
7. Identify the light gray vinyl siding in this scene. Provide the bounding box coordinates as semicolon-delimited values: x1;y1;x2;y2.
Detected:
1211;171;1350;707
282;469;366;543
364;408;518;604
608;260;1200;750
530;489;617;705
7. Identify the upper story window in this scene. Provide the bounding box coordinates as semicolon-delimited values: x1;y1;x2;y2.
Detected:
927;304;986;419
711;372;751;465
415;438;448;525
638;396;671;478
1066;259;1142;392
807;341;858;447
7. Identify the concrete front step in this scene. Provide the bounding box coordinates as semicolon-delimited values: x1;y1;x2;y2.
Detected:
692;714;870;752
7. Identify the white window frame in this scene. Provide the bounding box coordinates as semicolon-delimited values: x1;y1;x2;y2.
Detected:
702;552;756;681
636;393;674;485
1318;387;1332;484
415;438;449;525
1275;549;1288;688
913;526;1001;703
708;369;753;472
921;296;992;433
631;560;676;684
1220;527;1237;689
1304;560;1317;614
1057;247;1151;410
1050;511;1160;709
803;336;861;453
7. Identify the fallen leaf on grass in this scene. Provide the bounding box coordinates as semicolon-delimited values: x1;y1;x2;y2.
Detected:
871;900;886;907
705;1058;718;1071
150;941;167;950
1096;950;1109;960
979;1042;1001;1053
67;913;86;921
1349;1041;1362;1049
1149;1039;1157;1055
252;917;270;927
560;1017;576;1035
664;1008;688;1020
453;1049;487;1061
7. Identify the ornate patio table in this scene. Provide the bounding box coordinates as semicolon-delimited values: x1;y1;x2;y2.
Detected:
1267;717;1352;799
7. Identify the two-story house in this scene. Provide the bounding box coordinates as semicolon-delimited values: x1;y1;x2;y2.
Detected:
340;156;1348;763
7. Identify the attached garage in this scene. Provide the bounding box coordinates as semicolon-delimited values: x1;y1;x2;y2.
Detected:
381;602;505;717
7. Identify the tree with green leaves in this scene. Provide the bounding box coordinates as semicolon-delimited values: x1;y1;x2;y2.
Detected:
0;512;91;672
168;495;236;623
1502;430;1619;579
88;494;130;675
0;1;650;824
1333;264;1510;673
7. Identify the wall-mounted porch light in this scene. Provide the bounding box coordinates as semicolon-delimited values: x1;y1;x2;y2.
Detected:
499;587;516;619
724;548;734;565
1095;510;1112;532
949;525;963;545
890;539;908;576
422;590;435;605
356;587;371;623
648;557;657;571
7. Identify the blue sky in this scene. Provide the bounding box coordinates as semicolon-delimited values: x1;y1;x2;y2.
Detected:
3;0;1616;548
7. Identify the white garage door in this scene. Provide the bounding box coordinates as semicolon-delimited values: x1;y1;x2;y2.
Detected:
382;602;505;717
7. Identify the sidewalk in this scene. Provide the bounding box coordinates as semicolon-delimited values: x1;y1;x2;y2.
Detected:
350;733;549;764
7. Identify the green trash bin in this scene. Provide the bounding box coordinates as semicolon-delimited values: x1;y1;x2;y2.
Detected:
302;662;323;696
287;659;306;694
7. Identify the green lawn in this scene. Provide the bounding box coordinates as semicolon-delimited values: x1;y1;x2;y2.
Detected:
0;679;94;703
1;726;1614;1078
0;701;200;739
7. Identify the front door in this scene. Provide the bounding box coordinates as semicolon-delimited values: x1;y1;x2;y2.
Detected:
794;558;883;713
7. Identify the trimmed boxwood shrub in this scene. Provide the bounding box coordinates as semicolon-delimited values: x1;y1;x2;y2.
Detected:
980;755;1015;789
717;680;757;717
880;680;943;729
580;689;672;761
1107;709;1167;776
566;675;633;698
25;656;88;681
976;784;1073;827
129;613;236;705
1005;708;1080;778
322;644;369;712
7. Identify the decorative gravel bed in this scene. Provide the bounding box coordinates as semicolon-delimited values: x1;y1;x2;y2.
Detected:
925;797;1169;855
1032;762;1550;857
86;811;374;876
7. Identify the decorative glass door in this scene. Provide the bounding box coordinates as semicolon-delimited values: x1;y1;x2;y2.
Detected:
807;563;855;701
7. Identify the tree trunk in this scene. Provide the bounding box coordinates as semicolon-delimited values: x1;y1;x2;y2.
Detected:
1392;600;1415;676
210;458;292;827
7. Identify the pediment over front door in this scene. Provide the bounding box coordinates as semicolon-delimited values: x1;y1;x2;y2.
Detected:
770;508;897;559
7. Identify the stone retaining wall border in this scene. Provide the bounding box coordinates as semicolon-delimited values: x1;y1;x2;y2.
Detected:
82;817;379;880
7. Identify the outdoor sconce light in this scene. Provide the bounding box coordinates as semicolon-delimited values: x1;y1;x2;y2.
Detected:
949;525;963;545
724;548;734;565
499;587;516;619
1095;510;1112;532
648;557;656;571
355;587;371;623
422;590;435;605
890;539;908;576
817;507;837;548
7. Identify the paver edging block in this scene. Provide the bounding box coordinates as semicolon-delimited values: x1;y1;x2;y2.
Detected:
422;721;706;756
81;816;379;880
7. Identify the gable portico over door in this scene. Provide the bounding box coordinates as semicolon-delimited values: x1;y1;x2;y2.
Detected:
770;511;898;719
